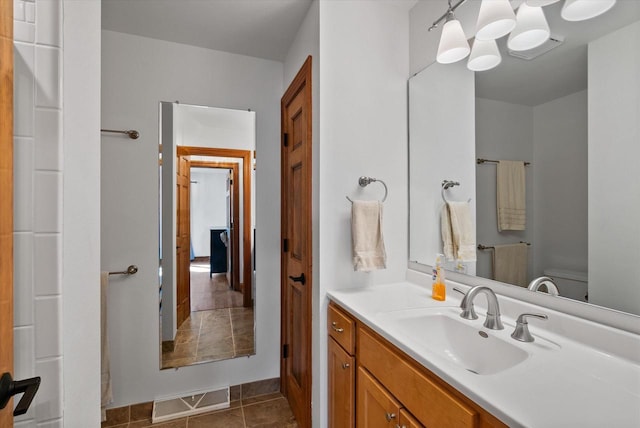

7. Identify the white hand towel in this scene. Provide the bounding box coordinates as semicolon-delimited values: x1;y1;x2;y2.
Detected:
497;160;526;231
441;205;456;261
352;200;386;271
492;243;528;287
447;201;477;262
101;272;113;421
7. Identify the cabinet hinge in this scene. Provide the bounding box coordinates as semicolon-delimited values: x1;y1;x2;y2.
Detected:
283;238;289;253
283;133;289;147
283;344;289;359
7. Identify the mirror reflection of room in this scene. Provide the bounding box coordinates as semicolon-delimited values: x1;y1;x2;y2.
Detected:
159;103;256;369
408;2;640;316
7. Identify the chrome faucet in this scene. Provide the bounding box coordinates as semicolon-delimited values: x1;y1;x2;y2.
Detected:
511;313;548;342
458;286;504;330
528;276;560;296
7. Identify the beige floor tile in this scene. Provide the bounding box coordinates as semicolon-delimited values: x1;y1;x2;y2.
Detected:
243;397;296;427
188;407;245;428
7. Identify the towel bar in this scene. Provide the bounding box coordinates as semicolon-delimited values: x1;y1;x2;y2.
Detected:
478;242;531;250
109;265;138;275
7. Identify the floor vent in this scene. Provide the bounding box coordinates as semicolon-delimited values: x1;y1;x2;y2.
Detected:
508;35;564;60
152;386;230;423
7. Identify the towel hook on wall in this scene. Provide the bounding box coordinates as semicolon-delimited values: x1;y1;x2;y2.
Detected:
441;180;471;203
441;180;460;203
346;176;388;203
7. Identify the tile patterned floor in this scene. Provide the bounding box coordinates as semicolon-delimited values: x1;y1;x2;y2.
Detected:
190;264;243;312
162;307;255;368
105;393;297;428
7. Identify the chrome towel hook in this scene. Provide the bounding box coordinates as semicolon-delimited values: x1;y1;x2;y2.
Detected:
441;180;460;203
346;176;388;203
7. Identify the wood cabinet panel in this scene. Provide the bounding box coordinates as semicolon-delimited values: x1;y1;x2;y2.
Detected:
328;303;355;354
359;326;478;428
399;408;424;428
328;337;355;428
357;366;401;428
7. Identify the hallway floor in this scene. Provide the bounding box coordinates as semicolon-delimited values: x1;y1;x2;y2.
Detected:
190;263;243;312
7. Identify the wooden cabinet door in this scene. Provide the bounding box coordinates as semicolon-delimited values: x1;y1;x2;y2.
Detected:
398;409;424;428
328;338;355;428
357;367;401;428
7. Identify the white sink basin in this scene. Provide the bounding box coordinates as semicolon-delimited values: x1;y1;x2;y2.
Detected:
376;308;530;375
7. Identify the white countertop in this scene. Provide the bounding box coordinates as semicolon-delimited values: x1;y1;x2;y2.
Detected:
327;280;640;428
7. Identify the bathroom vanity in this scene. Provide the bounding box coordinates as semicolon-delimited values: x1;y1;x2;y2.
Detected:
328;302;505;428
327;279;640;427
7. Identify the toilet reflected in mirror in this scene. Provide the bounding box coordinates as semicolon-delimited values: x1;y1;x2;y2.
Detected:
159;102;256;369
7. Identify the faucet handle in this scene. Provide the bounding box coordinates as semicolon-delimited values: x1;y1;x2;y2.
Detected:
511;313;548;342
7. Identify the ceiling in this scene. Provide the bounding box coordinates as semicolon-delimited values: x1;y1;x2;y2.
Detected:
101;0;313;62
102;0;640;105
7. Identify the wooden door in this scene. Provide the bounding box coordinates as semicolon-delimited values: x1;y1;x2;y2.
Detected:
328;338;355;428
399;409;424;428
176;156;191;328
0;0;13;425
357;367;402;428
281;56;313;428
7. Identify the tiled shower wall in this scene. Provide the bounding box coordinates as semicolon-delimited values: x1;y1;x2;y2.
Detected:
13;0;64;426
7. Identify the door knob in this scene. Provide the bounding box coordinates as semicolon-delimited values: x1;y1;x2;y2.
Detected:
0;372;41;416
288;273;306;285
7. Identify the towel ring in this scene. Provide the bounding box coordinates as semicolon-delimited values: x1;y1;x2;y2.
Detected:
441;180;459;203
346;176;388;203
441;180;471;203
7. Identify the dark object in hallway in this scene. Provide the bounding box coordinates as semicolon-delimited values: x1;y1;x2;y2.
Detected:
210;228;228;276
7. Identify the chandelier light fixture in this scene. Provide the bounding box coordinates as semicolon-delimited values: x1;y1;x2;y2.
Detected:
436;1;471;64
476;0;517;40
467;38;502;71
561;0;617;21
508;3;550;51
429;0;617;71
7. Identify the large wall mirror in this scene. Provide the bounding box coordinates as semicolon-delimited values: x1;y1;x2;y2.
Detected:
410;2;640;317
159;102;256;369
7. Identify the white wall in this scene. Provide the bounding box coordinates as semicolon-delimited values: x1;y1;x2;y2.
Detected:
190;169;229;257
62;1;102;426
101;30;282;407
475;98;533;280
532;90;588;277
316;1;413;426
589;21;640;315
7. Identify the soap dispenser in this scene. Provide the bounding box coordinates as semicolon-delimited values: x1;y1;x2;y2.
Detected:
432;254;446;301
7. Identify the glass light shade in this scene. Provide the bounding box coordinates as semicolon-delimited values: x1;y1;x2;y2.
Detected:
467;39;502;71
508;4;550;51
561;0;616;21
525;0;560;6
475;0;517;40
437;19;471;64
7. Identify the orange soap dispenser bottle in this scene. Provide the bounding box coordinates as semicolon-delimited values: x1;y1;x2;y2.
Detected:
432;254;446;301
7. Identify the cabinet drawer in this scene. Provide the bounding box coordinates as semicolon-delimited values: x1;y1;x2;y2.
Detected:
359;327;478;428
328;304;355;354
